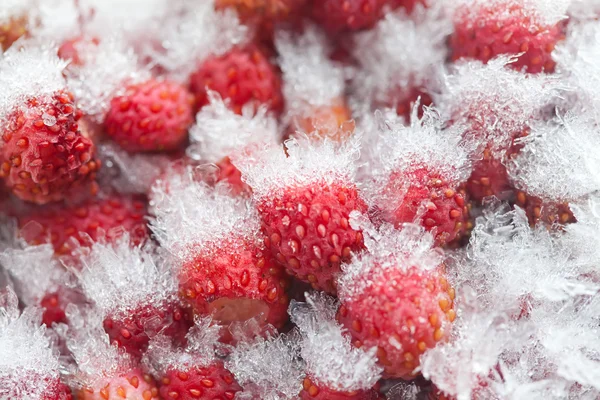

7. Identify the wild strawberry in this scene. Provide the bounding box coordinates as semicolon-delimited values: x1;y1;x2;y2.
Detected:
158;364;241;400
391;89;433;122
288;98;355;142
75;236;192;359
300;377;382;399
39;292;68;326
515;191;575;227
449;0;566;73
215;156;250;195
234;140;367;293
310;0;395;34
0;15;28;51
149;168;290;333
466;150;515;203
58;36;100;67
190;46;283;115
382;167;471;247
290;293;383;400
76;368;159;400
0;90;99;204
17;194;149;255
105;79;195;153
215;0;306;22
338;266;455;379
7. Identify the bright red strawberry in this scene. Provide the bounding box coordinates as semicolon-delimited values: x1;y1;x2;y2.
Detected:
300;377;382;400
466;151;515;203
337;266;455;379
40;292;68;327
260;182;367;293
105;79;195;153
17;194;149;255
77;369;160;400
190;46;284;115
382;168;471;247
0;15;28;51
515;191;575;227
0;91;99;204
310;0;397;34
103;303;192;359
449;0;566;73
158;362;242;400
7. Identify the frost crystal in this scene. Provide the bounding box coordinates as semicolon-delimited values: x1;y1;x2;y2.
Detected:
141;1;247;81
232;138;360;201
0;241;68;307
226;333;304;400
65;37;149;122
289;293;382;392
507;112;600;202
276;26;346;122
143;316;220;376
149;166;262;262
187;92;279;163
0;289;62;399
351;5;450;108
0;44;67;126
338;213;443;303
0;0;35;24
421;203;600;400
436;57;565;155
74;235;177;319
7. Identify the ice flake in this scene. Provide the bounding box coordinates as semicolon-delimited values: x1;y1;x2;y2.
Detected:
187;92;279;163
568;0;600;20
351;5;450;108
338;213;443;303
226;333;304;400
65;37;148;122
276;26;346;122
0;288;62;399
232;137;360;201
0;44;67;126
149;165;262;263
436;56;566;156
73;234;177;319
0;0;35;24
507;111;600;202
141;1;247;82
97;142;171;195
32;0;79;43
143;316;220;377
289;293;382;392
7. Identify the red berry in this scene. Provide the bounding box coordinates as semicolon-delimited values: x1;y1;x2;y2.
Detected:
0;15;28;52
381;167;471;247
300;377;382;399
105;79;195;152
190;46;284;115
450;1;565;73
515;191;575;228
58;36;100;67
103;303;192;359
77;369;159;400
337;266;455;379
180;237;290;331
310;0;396;34
216;156;251;195
0;91;99;204
466;151;515;203
158;362;242;400
17;194;149;255
391;89;433;122
39;292;68;327
259;182;367;293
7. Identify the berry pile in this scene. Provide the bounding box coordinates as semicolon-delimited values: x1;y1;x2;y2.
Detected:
0;0;599;399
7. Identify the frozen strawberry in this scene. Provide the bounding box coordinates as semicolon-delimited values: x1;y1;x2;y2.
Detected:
466;150;515;203
515;191;575;227
449;0;567;73
17;194;148;255
0;242;78;326
104;79;195;153
215;0;306;23
0;90;99;204
144;321;242;400
290;293;383;400
233;139;366;293
76;370;159;400
337;220;455;379
277;28;353;142
149;168;289;332
0;15;28;51
190;46;283;116
310;0;395;34
75;235;192;359
383;167;471;247
58;36;100;67
187;93;279;196
0;288;72;399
